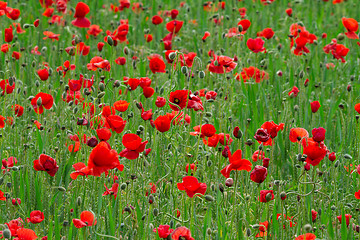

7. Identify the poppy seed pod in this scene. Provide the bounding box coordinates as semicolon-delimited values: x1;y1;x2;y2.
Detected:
2;229;11;239
153;208;159;216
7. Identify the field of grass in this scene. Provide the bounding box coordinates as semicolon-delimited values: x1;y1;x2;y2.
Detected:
0;0;360;239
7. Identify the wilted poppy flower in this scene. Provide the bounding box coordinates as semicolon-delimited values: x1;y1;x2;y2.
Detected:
301;137;328;166
153;225;174;239
250;165;268;183
312;127;326;142
27;211;45;224
295;233;316;240
72;2;91;28
221;149;252;178
148;54;166;73
177;176;207;198
154;115;171;132
103;182;119;199
33;154;59;177
247;38;266;53
259;190;274;202
73;211;97;228
31;92;54;114
289;128;309;142
310;101;321;113
337;214;352;226
88;142;124;176
342;18;359;39
119;133;148;160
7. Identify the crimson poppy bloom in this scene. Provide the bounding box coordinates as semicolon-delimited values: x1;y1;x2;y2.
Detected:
202;31;210;41
11;104;24;117
87;56;110;71
115;57;126;65
103;182;119;199
16;228;38;240
301;137;328;166
4;26;13;43
0;190;6;201
177;176;207;198
323;39;349;63
257;28;274;39
4;217;24;236
255;221;269;237
259;190;274;202
207;54;237;74
342;18;359;39
237;66;269;83
152;15;163;25
221;149;252;178
73;211;97;228
0;79;15;95
328;152;336;161
312;127;326;142
114;100;130;112
154;115;171;132
72;2;91;28
337;214;352;226
31;92;54;114
119;133;148;160
311;209;318;222
153;225;174;239
96;128;112;141
148;55;166;73
43;31;59;41
288;86;299;97
250;165;268;183
285;8;292;16
247;38;266;53
105;115;126;133
171;226;194;240
295;233;316;240
27;211;45;224
166;20;184;34
88;142;124;176
289;128;309;142
33;154;59;177
37;68;49;81
355;190;360;199
169;90;188;111
310;101;321;113
155;96;166;108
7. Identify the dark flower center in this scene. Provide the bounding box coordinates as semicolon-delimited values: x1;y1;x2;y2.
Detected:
174;98;180;104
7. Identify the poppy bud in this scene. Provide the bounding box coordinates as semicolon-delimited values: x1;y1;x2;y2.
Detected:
123;46;129;55
304;163;310;171
120;183;127;190
245;139;254;146
347;85;352;92
238;25;243;32
2;229;11;239
222;146;230;158
107;36;114;46
206;228;212;235
328;152;336;161
99;82;105;91
277;70;283;77
233;126;242;139
337;33;345;41
207;160;212;167
265;193;273;202
153;208;159;216
169;52;177;60
218;183;224;193
97;92;105;98
199;71;205;78
303;224;312;232
262;158;270;168
181;66;188;74
310;101;321;113
344;154;352;159
280;192;287;200
87;136;98;147
205;195;215;201
148;194;154;204
36;97;42;107
225;178;233;187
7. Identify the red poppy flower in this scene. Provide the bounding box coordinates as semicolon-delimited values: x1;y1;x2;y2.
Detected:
152;15;163;25
288;86;299;97
312;127;326;142
154;115;171;132
250;165;268;183
285;8;292;16
169;90;188;111
221;149;252;178
96;128;112;141
105;115;126;133
155;96;166;108
43;31;59;41
103;182;119;199
202;31;210;41
4;26;13;42
115;57;126;65
16;228;38;240
33;154;59;177
255;221;269;237
295;233;316;240
171;226;194;240
31;92;54;114
301;137;328;166
12;51;20;59
238;19;251;33
11;104;23;117
144;34;153;42
247;38;266;53
0;190;6;201
259;190;274;202
119;133;148;160
310;101;321;113
355;190;360;199
177;176;207;198
237;66;269;83
179;52;197;67
153;225;174;239
289;128;309;142
72;2;91;28
1;43;10;53
87;56;110;71
148;55;166;73
323;39;349;63
77;42;90;55
208;54;237;74
27;211;45;224
311;209;318;222
257;28;274;39
342;18;359;39
114;100;129;112
0;79;15;95
166;20;184;33
337;214;352;226
73;211;97;228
